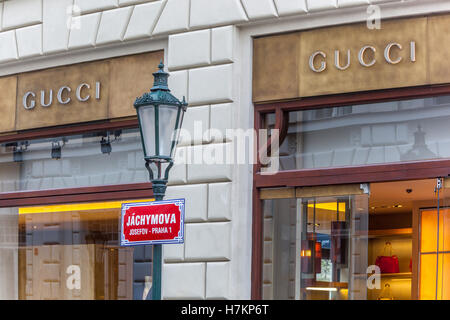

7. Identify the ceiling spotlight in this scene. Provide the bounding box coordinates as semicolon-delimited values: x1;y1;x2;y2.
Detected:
13;141;29;163
51;141;62;160
50;137;67;160
101;135;112;154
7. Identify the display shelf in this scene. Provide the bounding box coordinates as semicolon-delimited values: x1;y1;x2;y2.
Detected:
307;281;348;289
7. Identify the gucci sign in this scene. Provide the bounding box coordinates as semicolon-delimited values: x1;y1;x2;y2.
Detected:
309;41;416;73
23;81;101;110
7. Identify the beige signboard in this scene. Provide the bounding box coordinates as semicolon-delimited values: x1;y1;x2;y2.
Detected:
0;76;17;133
16;61;110;131
253;16;450;103
0;50;163;134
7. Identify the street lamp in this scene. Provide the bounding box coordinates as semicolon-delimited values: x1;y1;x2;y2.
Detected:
134;61;188;300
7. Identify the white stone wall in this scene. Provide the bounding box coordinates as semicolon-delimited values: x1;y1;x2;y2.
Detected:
0;0;449;300
0;0;423;63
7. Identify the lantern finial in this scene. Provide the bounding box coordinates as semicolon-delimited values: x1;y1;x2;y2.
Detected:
151;60;170;91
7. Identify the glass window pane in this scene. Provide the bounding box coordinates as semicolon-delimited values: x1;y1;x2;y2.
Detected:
441;253;450;300
420;253;436;300
300;197;352;300
0;208;18;299
138;106;156;156
420;253;450;300
441;209;450;252
262;191;372;300
421;209;450;253
263;96;450;171
262;198;297;300
158;105;179;158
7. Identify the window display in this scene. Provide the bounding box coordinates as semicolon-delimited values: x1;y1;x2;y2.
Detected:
261;179;450;300
0;128;146;193
263;96;450;172
0;199;154;300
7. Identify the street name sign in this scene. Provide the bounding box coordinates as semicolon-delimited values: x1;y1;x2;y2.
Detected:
120;198;185;246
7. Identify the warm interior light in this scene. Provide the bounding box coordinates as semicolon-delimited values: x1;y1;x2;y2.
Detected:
19;198;155;215
420;209;450;300
305;287;338;292
13;149;23;162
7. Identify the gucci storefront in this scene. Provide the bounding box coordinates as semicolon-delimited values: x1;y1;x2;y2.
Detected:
0;51;164;300
252;15;450;300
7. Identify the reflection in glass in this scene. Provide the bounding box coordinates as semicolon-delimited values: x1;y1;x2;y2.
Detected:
263;96;450;172
262;194;369;300
299;197;353;300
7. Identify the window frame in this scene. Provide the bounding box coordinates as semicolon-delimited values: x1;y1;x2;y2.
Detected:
252;84;450;299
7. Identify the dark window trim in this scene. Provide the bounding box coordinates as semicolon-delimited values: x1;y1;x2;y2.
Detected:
0;118;139;144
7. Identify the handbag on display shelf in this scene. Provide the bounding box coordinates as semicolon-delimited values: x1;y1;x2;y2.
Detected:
375;241;400;274
377;283;394;300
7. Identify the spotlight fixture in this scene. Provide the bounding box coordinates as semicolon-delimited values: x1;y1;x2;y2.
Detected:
101;135;112;154
51;141;62;160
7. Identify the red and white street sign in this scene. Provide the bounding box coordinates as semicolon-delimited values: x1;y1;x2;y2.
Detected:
120;199;185;246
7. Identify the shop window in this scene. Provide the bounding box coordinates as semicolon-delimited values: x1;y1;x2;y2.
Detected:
262;96;450;172
261;185;370;300
260;180;450;300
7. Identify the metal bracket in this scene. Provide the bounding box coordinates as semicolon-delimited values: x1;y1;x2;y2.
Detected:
360;183;370;195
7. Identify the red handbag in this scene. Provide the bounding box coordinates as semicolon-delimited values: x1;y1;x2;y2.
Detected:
375;242;399;274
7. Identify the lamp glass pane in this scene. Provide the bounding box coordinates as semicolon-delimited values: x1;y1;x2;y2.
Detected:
172;110;185;150
158;105;179;158
138;105;156;157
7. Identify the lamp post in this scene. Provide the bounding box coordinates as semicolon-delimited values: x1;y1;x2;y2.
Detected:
134;61;188;300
